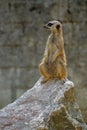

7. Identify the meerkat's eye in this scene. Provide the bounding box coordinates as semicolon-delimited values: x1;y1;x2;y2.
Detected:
48;23;53;27
56;24;60;30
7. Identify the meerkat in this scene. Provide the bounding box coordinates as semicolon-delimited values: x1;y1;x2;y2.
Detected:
39;20;67;83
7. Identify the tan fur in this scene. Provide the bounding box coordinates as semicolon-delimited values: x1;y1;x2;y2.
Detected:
39;20;67;83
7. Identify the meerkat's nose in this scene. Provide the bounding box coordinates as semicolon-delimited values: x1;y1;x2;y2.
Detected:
43;25;47;28
43;24;49;29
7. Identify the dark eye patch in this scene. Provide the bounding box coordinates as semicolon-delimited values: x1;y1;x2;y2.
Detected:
48;23;53;26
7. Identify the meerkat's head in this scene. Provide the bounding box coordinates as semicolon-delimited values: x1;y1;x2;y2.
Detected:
44;20;62;33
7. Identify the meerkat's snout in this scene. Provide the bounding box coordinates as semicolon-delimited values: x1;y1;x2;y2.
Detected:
43;24;49;29
43;22;53;29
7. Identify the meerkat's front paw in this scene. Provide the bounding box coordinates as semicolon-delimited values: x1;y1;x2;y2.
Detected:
41;77;48;84
61;78;68;84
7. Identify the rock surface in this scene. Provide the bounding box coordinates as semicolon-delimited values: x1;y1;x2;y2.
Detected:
0;78;87;130
0;0;87;123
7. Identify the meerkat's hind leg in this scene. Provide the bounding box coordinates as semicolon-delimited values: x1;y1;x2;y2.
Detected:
39;63;51;84
61;67;67;84
60;71;68;84
56;62;67;84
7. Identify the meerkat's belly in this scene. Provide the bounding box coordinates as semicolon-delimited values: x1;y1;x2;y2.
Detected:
48;43;58;60
46;59;58;77
46;55;66;78
48;43;57;53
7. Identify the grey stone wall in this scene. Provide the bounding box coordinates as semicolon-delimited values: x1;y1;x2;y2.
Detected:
0;0;87;122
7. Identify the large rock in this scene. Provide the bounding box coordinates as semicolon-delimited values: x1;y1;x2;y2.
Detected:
0;78;86;130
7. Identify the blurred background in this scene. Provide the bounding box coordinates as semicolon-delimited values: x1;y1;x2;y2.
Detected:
0;0;87;123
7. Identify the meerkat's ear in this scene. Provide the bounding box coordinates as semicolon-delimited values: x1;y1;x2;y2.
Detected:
56;24;60;30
